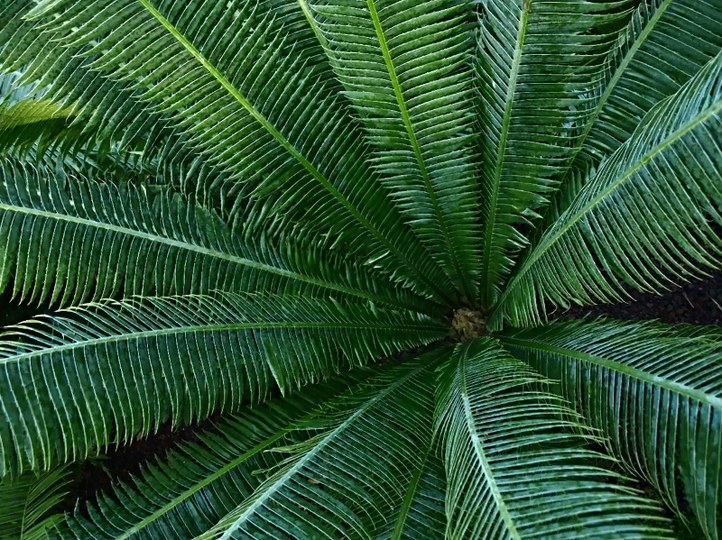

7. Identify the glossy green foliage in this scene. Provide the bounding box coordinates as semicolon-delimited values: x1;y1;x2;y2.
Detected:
0;0;720;538
0;465;71;540
501;319;722;537
435;338;672;539
0;293;443;477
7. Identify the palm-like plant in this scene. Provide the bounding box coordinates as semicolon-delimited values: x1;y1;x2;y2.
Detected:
0;0;721;537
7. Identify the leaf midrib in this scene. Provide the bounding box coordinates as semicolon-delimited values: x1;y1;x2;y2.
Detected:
19;478;32;540
501;336;722;409
556;0;673;187
494;97;722;316
480;0;532;308
366;0;472;301
459;348;521;539
207;360;436;540
114;427;290;540
391;443;432;539
0;202;410;310
296;0;330;50
2;319;440;367
137;0;451;303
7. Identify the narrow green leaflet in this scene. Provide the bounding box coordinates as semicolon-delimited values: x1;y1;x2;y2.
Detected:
24;0;454;301
501;318;722;539
0;293;445;478
382;446;446;540
196;349;446;539
476;0;631;306
0;161;436;312
0;73;74;155
0;69;165;183
434;337;673;539
0;1;244;219
1;0;364;233
543;0;722;228
0;0;174;158
55;372;371;540
1;0;365;230
305;0;482;301
0;465;70;540
495;52;722;328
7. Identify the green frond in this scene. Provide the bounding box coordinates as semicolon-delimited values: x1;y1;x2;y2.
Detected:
0;293;445;478
501;318;722;539
434;337;674;539
25;0;454;302
0;85;159;188
195;348;447;539
382;445;446;540
1;0;347;228
1;1;239;214
543;0;722;229
476;0;634;307
495;51;722;328
0;465;71;540
1;0;721;536
2;0;359;239
304;0;482;301
0;161;436;312
55;372;371;540
0;0;174;159
0;69;159;179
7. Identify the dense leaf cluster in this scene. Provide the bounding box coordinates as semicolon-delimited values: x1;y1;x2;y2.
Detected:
0;0;721;538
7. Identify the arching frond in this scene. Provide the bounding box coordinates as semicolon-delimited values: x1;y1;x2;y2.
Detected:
195;348;447;539
0;161;435;312
55;372;372;540
475;0;633;306
434;337;674;539
501;318;722;539
303;0;482;301
0;69;166;181
381;445;446;540
0;0;175;160
494;51;722;328
0;293;445;478
543;0;722;228
1;1;247;222
0;465;71;540
24;0;454;302
0;75;159;188
1;0;720;536
1;0;357;239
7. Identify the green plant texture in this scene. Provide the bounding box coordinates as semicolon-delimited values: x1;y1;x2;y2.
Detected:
0;0;721;538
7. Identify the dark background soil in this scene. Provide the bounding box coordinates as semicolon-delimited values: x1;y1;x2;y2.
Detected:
564;272;722;326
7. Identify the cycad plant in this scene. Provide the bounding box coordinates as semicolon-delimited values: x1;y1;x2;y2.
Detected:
0;0;721;538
